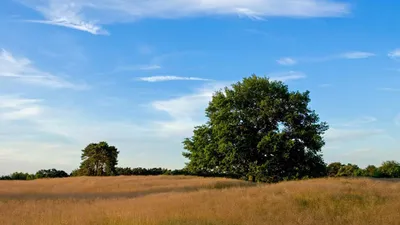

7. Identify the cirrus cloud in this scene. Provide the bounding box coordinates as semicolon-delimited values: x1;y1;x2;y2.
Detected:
268;71;306;82
388;49;400;60
0;49;87;90
138;76;211;82
277;57;297;66
18;0;350;34
340;51;376;59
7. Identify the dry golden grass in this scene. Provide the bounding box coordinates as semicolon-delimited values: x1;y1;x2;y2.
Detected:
0;176;399;225
0;176;252;200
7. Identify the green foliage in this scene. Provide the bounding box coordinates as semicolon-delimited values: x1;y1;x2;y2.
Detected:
12;172;33;180
324;161;400;179
379;161;400;178
115;167;170;176
0;169;68;180
78;141;119;176
0;175;12;180
363;165;381;177
182;75;329;182
337;164;360;177
27;174;36;180
35;169;69;179
69;169;82;177
6;172;34;180
327;162;343;177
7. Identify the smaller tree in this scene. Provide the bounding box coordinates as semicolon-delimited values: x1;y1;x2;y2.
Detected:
27;174;36;180
0;175;11;180
327;162;342;177
363;165;381;177
70;168;82;177
78;141;119;176
337;164;360;177
35;169;69;179
379;161;400;178
10;172;32;180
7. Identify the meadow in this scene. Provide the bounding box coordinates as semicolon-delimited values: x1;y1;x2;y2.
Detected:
0;176;399;225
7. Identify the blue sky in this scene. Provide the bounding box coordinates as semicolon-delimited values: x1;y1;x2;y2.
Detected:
0;0;399;174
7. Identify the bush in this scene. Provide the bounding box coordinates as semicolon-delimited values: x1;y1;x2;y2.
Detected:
115;167;170;176
379;161;400;178
327;162;342;177
35;169;69;179
10;172;33;180
362;165;381;177
337;164;360;177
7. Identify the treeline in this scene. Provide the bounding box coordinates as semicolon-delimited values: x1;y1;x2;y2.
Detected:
70;167;187;177
2;161;400;181
72;167;236;178
327;161;400;178
115;167;179;176
0;167;201;180
0;169;69;180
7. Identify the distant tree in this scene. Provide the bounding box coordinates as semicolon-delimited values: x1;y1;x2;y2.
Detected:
337;164;360;177
78;141;119;176
10;172;33;180
0;175;12;180
27;174;36;180
182;75;329;182
379;161;400;178
115;167;170;176
70;168;82;177
35;169;69;179
363;165;381;177
163;169;191;176
327;162;342;177
116;167;132;176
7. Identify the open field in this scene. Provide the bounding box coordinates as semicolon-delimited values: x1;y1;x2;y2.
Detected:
0;176;400;225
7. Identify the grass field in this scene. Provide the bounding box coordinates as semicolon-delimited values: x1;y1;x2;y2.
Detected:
0;176;399;225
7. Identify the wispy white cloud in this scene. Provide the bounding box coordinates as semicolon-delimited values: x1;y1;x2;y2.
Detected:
312;51;376;61
388;49;400;60
0;95;43;121
377;87;400;92
395;114;400;126
288;51;376;64
20;1;108;35
137;44;154;55
114;64;161;73
268;71;306;82
338;116;377;127
0;49;87;89
277;57;297;66
324;128;385;142
339;51;376;59
150;82;227;137
19;0;350;34
138;76;211;82
25;19;108;35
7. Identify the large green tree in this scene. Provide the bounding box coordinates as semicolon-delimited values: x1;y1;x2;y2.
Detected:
182;75;329;182
78;141;119;176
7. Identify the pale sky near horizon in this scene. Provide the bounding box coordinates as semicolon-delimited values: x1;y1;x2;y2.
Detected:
0;0;399;175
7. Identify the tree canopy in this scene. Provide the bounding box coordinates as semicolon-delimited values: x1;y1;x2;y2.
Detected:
35;169;69;179
78;141;119;176
182;75;329;182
